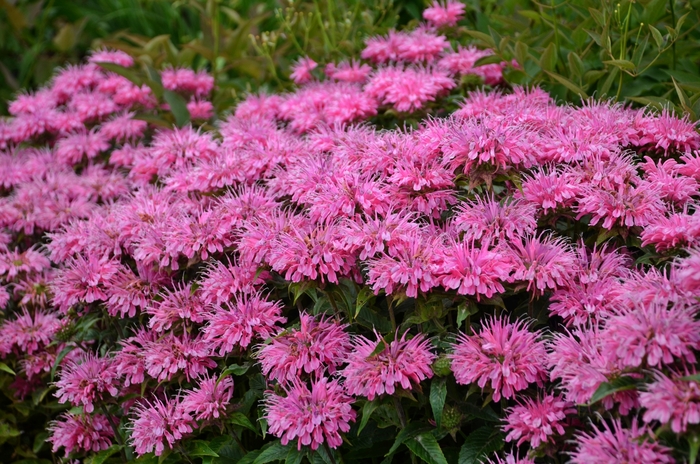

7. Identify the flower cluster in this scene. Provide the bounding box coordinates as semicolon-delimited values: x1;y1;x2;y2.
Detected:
0;3;699;463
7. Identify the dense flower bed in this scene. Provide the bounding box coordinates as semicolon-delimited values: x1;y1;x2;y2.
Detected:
0;1;699;463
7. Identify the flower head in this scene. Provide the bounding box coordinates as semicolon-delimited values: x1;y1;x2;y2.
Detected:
55;353;119;413
180;375;234;421
503;393;575;447
129;397;194;456
48;413;114;456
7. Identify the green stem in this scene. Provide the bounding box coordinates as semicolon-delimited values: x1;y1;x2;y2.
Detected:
101;404;128;463
690;434;699;464
669;0;677;70
387;296;397;333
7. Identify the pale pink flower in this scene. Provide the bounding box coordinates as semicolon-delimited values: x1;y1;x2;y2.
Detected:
67;91;119;122
54;353;119;413
570;418;674;464
437;46;492;75
423;0;466;27
290;57;318;84
99;112;147;143
641;210;700;251
642;156;699;205
0;247;50;280
180;375;234;421
198;258;269;305
450;317;547;401
601;299;700;368
161;67;214;96
258;312;351;383
113;329;157;387
264;377;356;450
637;108;700;154
521;166;581;212
576;183;666;229
640;370;700;433
362;29;449;64
202;292;285;356
48;412;114;456
234;93;282;120
672;247;700;296
104;263;169;318
340;210;420;260
129;397;194;456
187;99;214;120
503;394;575;447
50;254;120;312
343;331;435;400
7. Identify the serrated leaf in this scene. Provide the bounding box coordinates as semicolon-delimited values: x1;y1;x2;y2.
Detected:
589;376;639;405
385;422;431;457
358;400;380;435
458;427;503;464
229;412;258;434
0;362;15;376
355;286;375;319
430;379;447;429
405;433;448;464
86;445;123;464
253;441;290;464
188;440;219;457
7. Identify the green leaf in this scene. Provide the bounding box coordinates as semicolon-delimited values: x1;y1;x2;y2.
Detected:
86;445;123;464
458;426;503;464
464;30;496;49
358;400;380;435
514;42;529;67
253;441;290;464
603;59;636;72
289;280;317;305
474;55;503;67
405;433;448;464
545;71;589;99
456;302;478;330
96;62;142;86
285;447;305;464
188;440;219;457
229;412;259;435
32;432;48;454
51;345;75;380
539;42;557;72
589;376;640;405
681;373;700;382
567;51;584;80
355;286;375;319
220;363;251;379
430;379;447;429
163;90;191;128
0;362;15;376
648;24;664;48
385;422;431;457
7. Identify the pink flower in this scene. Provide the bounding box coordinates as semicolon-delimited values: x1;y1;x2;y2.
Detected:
55;130;110;165
423;0;466;27
640;370;700;433
576;183;666;229
0;309;62;356
637;108;700;154
258;312;351;383
89;48;134;67
521;166;581;213
147;283;206;332
290;57;318;84
325;60;372;83
202;292;285;356
99;112;147;143
54;353;119;413
507;234;577;294
50;254;120;312
640;211;700;252
452;195;537;243
180;375;234;421
264;377;356;450
503;393;575;447
161;67;214;96
198;258;269;305
342;331;435;400
361;29;449;64
570;418;674;464
104;263;169;318
0;247;50;280
438;240;511;299
48;413;114;456
437;46;492;75
143;332;215;382
672;247;700;296
364;65;455;113
601;299;700;368
129;397;194;456
187;99;214;120
450;317;547;401
113;329;156;387
483;453;536;464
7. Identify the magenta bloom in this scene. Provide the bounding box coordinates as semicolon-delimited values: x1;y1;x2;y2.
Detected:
180;375;234;421
290;57;318;85
673;247;700;296
483;453;536;464
521;166;581;213
129;397;194;456
264;377;356;450
54;353;119;413
365;65;455;113
438;240;511;299
450;317;547;401
258;312;351;383
641;211;700;252
503;393;575;447
0;247;50;280
507;234;577;294
202;292;285;355
325;60;372;83
48;412;114;456
640;370;700;433
342;331;435;400
0;309;62;356
601;299;700;368
147;283;206;332
423;0;466;27
453;195;537;243
570;418;674;464
143;332;215;382
51;254;121;312
198;258;268;305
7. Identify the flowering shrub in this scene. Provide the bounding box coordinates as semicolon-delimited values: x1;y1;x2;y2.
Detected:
1;1;700;463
